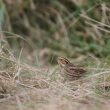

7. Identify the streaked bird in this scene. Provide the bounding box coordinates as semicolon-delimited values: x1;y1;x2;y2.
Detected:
57;57;86;81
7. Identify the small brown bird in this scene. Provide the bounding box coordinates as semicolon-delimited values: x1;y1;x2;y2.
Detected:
57;57;86;81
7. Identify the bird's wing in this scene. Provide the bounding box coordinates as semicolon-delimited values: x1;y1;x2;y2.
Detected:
65;66;86;77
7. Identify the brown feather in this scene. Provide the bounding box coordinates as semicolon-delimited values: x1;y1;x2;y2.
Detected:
57;57;86;80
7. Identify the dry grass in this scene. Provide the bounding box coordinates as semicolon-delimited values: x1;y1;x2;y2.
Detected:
0;40;110;110
1;0;110;63
0;0;110;110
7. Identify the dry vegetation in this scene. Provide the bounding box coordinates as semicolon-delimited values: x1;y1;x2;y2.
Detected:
0;0;110;110
0;40;110;110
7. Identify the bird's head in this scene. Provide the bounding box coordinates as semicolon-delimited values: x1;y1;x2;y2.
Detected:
57;57;70;68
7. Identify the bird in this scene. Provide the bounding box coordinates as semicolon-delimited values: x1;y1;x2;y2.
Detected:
57;57;86;81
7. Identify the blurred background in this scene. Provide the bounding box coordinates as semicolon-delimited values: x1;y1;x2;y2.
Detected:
0;0;110;65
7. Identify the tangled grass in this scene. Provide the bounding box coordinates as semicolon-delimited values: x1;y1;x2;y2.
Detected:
0;40;110;110
0;0;109;64
0;0;110;110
